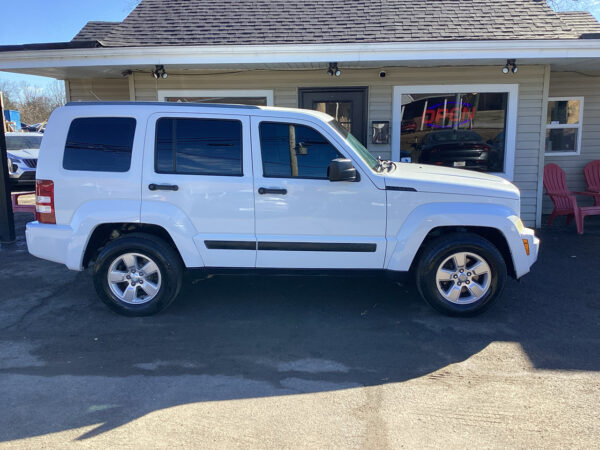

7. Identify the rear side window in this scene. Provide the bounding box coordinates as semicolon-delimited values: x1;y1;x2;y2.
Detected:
259;122;343;179
155;118;243;176
63;117;136;172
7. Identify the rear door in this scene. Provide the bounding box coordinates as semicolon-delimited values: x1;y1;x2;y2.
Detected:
141;112;256;268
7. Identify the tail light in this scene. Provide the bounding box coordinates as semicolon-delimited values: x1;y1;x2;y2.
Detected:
35;179;56;224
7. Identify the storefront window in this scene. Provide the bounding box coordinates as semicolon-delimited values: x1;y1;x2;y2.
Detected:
399;92;508;172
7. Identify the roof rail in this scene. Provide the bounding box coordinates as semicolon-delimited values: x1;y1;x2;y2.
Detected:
64;101;261;109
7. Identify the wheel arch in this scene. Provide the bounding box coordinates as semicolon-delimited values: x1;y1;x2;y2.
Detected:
409;226;516;279
83;223;183;268
386;202;522;278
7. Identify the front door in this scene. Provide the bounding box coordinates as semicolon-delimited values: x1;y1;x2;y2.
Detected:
299;87;368;146
250;116;387;269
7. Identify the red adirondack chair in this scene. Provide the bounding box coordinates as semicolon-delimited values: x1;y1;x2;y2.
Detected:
543;163;600;234
583;160;600;206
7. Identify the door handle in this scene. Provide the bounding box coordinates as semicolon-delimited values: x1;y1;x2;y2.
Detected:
148;183;179;191
258;187;287;195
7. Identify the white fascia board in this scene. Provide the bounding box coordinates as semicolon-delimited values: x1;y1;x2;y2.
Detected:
1;40;600;70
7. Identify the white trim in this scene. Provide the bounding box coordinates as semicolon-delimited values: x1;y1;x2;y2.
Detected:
157;89;274;106
128;75;135;101
392;84;518;180
544;96;584;157
536;64;551;229
63;80;71;102
1;40;600;70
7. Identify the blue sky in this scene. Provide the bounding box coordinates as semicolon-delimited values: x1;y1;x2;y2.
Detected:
0;0;136;88
1;0;599;89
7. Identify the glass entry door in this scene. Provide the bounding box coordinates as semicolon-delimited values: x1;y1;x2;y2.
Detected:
299;87;368;145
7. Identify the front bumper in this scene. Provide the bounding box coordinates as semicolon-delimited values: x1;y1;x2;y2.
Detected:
515;227;540;279
9;166;36;185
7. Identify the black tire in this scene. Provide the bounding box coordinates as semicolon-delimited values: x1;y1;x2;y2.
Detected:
93;233;183;316
415;232;507;316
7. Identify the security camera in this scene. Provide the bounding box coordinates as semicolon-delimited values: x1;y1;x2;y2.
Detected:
379;71;387;78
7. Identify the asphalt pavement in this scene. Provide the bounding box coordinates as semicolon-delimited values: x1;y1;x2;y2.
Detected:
0;213;599;448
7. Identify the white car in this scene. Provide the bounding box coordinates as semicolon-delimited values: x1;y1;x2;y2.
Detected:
5;132;43;187
26;102;539;317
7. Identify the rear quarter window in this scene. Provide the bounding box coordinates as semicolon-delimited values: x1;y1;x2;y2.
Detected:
62;117;137;172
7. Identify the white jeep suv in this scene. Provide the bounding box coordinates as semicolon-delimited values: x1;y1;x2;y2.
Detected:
26;102;539;316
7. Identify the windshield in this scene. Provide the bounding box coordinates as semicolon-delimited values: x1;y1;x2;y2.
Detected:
6;135;42;151
328;119;379;170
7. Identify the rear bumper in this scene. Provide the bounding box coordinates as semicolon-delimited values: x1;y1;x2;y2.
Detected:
26;221;83;270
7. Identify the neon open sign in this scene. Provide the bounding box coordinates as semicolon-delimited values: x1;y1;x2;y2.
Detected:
423;101;476;129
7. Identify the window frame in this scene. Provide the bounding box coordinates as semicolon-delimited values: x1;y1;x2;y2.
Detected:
544;96;584;157
259;121;344;180
62;116;137;173
158;89;274;106
392;84;518;180
153;116;244;177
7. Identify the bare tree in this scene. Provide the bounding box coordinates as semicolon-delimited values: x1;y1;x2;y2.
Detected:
0;80;66;126
0;80;19;111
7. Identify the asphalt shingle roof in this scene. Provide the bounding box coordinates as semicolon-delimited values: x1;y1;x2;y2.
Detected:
72;21;121;42
557;11;600;35
73;0;600;47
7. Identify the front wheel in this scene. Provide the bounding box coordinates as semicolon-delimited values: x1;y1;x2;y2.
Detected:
415;233;507;316
93;233;183;316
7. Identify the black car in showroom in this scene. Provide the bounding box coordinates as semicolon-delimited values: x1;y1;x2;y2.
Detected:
415;130;499;171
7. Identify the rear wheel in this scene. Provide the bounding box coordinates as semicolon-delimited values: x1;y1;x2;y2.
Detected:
415;233;507;316
93;233;183;316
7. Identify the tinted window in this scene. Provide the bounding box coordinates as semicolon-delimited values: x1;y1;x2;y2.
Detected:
63;117;136;172
155;118;242;176
6;135;42;151
260;122;342;178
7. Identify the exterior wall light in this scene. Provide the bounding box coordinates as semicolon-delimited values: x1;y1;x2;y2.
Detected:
152;65;168;79
503;59;517;75
328;62;341;77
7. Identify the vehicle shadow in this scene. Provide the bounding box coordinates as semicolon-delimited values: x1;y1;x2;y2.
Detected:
0;219;599;441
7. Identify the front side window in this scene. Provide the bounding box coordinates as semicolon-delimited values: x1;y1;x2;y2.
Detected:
400;92;508;172
63;117;136;172
545;98;584;155
259;122;343;179
155;118;242;176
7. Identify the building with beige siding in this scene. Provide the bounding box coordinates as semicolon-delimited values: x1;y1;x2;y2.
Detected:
1;0;600;227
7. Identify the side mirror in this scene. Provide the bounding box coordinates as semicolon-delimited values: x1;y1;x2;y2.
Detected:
328;158;359;182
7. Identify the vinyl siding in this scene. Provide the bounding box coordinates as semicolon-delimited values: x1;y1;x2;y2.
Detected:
68;78;130;102
68;65;547;225
543;71;600;213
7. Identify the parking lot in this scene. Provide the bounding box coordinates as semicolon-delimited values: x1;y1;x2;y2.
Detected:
0;212;599;448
